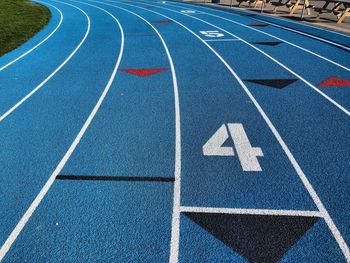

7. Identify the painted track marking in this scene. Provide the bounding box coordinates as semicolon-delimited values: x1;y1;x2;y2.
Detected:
165;1;350;72
0;2;124;261
252;16;350;50
110;1;350;262
0;1;63;72
228;123;263;172
202;123;263;171
171;1;350;50
0;0;90;122
143;2;350;117
56;174;175;182
203;124;235;156
86;2;182;262
181;206;323;217
205;38;240;42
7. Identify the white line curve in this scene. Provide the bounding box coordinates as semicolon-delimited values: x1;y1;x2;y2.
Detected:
0;1;124;261
0;1;64;72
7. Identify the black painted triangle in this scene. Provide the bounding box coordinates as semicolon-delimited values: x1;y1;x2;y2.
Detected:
253;41;283;46
185;212;319;263
245;79;298;89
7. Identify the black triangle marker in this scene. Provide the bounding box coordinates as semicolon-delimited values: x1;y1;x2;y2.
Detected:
185;212;319;263
245;79;298;89
253;41;283;46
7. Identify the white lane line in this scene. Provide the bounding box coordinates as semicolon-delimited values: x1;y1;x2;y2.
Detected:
205;38;240;42
0;1;90;122
147;3;350;117
181;206;323;217
253;13;350;39
176;1;350;43
0;3;124;262
0;2;63;72
89;1;182;262
106;3;350;262
254;20;350;51
166;1;350;72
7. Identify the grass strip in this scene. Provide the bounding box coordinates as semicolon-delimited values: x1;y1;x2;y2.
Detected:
0;0;51;57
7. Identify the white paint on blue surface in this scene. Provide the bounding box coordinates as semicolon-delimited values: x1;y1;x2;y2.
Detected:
203;123;263;171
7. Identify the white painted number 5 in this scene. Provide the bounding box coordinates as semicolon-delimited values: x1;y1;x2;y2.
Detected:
200;30;224;38
181;10;196;14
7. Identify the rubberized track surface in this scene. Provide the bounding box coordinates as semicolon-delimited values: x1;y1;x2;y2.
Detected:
0;0;349;262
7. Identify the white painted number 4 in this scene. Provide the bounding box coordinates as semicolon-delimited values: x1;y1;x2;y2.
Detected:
203;123;263;172
200;30;224;38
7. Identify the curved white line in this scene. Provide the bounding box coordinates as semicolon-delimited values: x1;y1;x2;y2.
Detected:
253;18;350;51
109;2;350;262
0;1;90;122
165;1;350;72
0;2;64;72
140;2;350;117
178;1;350;41
0;2;124;262
250;10;350;39
86;1;182;261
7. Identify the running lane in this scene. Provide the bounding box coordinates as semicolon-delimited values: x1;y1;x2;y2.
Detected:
105;1;347;262
164;0;350;68
0;1;62;70
1;1;174;262
0;1;88;117
0;0;122;260
136;3;350;261
152;1;350;109
164;0;350;109
171;0;350;49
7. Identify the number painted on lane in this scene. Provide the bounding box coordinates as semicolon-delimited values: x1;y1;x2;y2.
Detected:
203;123;263;172
203;124;235;156
200;30;225;38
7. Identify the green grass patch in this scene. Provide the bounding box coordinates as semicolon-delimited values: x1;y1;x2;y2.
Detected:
0;0;51;57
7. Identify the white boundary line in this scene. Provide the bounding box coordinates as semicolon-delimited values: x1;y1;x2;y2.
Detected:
252;19;350;51
144;3;350;117
181;206;323;217
88;1;182;262
183;1;350;41
0;2;64;72
165;1;350;72
0;1;90;122
0;2;124;261
250;11;350;40
107;2;350;262
205;38;240;42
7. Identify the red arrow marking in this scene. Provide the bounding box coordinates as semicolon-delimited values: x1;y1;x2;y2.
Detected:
318;77;350;87
120;68;169;77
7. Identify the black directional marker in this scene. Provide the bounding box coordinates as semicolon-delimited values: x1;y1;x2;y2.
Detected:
185;212;319;263
248;23;269;27
253;41;283;46
56;175;174;182
245;79;298;89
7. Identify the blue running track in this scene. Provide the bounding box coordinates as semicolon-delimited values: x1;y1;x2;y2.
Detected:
0;0;349;262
